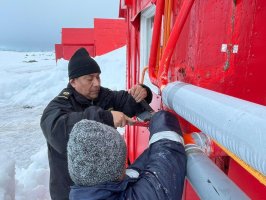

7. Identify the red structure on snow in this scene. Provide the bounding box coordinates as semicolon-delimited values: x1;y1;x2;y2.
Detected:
55;18;127;61
119;0;266;199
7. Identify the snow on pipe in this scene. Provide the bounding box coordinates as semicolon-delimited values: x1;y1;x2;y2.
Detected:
185;145;250;200
162;81;266;176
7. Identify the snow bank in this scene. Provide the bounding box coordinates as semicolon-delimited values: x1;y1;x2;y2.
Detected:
0;155;15;200
0;46;126;200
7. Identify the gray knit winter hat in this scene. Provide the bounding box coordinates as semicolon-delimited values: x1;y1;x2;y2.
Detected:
67;119;127;186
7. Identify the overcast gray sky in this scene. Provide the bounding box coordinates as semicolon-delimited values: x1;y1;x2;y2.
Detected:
0;0;120;51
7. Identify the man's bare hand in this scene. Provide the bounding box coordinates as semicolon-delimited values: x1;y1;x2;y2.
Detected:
111;111;136;128
128;84;147;103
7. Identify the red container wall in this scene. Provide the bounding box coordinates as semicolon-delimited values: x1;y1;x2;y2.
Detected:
228;159;266;199
62;28;94;45
56;19;127;61
55;44;63;61
122;0;266;199
62;45;95;60
56;28;95;60
125;10;138;160
170;0;266;106
94;18;127;56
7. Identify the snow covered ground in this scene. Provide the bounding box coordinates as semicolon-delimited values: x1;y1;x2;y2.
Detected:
0;47;126;200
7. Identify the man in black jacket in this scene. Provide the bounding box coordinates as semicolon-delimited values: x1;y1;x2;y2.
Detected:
67;111;187;200
40;47;153;200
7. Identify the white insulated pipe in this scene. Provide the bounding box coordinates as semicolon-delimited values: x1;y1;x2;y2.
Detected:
186;145;250;199
162;81;266;176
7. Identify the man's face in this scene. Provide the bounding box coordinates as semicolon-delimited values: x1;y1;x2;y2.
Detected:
70;73;101;100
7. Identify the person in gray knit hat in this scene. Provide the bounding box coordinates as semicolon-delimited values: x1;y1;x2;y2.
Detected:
68;111;187;200
67;119;126;186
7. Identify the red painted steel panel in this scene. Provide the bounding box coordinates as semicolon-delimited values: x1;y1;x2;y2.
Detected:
133;126;149;157
62;28;94;45
170;0;266;106
55;44;63;62
125;0;133;6
94;18;127;56
167;0;266;145
119;0;127;18
62;45;95;60
170;0;233;92
182;180;200;200
228;0;266;105
123;0;266;199
228;159;266;199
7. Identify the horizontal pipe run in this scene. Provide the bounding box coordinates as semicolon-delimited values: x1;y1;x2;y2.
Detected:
186;145;250;200
162;81;266;177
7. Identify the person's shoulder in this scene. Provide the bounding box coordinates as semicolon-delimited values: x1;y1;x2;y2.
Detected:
56;88;73;100
42;88;73;113
100;86;111;93
99;86;112;97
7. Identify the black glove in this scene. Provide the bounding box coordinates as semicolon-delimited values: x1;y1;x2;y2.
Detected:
139;84;153;104
149;110;182;139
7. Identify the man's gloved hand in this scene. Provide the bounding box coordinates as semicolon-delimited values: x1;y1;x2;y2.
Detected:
149;110;182;139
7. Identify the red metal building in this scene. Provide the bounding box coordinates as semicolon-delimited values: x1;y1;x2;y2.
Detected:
58;28;95;60
119;0;266;199
55;18;127;61
94;18;127;56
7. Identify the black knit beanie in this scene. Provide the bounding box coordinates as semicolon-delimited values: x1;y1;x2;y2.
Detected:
68;48;101;79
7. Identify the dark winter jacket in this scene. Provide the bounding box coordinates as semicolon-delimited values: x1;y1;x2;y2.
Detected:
40;84;152;200
69;111;187;200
